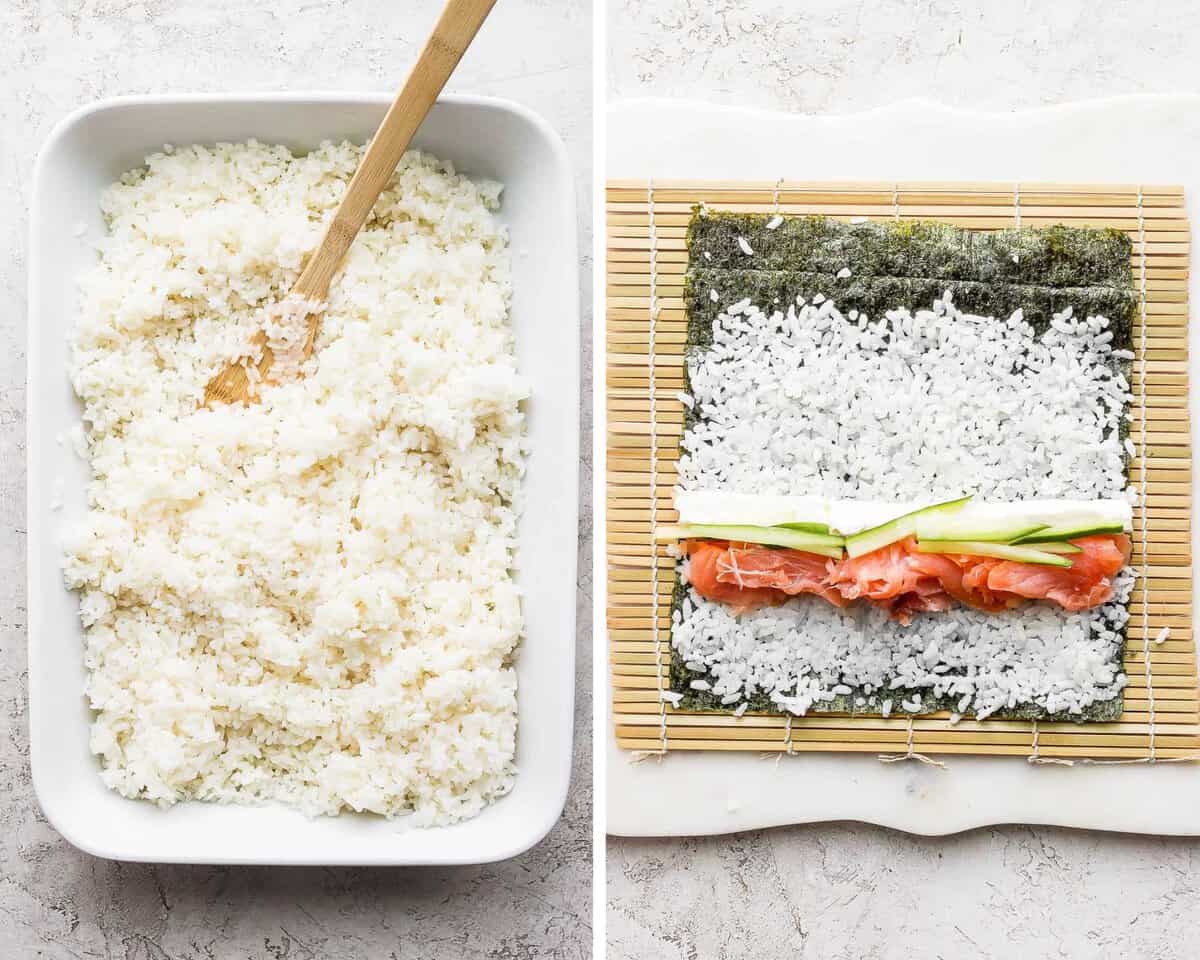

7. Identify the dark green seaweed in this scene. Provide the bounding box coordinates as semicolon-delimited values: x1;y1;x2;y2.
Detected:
689;214;1133;290
683;267;1135;348
686;264;1132;350
670;212;1133;724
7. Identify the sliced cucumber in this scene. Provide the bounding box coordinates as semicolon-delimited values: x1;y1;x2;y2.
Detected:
916;540;1073;568
1012;522;1125;544
914;502;1057;543
777;522;832;534
971;500;1131;535
654;523;845;559
916;517;1049;543
844;496;971;559
1032;541;1083;555
674;492;1131;541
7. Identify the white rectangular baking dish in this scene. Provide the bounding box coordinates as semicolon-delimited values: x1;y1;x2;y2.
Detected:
28;93;578;864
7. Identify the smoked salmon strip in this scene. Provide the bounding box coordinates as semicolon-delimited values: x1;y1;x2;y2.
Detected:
953;534;1130;612
681;534;1129;622
715;543;850;608
683;540;787;614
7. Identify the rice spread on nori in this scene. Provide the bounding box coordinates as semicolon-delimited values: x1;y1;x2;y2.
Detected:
669;213;1135;722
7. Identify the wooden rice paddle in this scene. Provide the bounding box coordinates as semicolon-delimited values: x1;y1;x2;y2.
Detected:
204;0;498;406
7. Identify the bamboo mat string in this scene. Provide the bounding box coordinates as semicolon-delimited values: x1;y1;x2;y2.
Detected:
784;713;795;757
1012;183;1063;769
1048;751;1200;768
1013;182;1023;265
892;183;900;221
1027;719;1074;766
647;177;668;758
1020;184;1169;769
772;177;783;215
879;716;946;769
1136;184;1158;762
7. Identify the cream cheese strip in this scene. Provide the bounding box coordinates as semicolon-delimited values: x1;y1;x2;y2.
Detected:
673;490;1132;537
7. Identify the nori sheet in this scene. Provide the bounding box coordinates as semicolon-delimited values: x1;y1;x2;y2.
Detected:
690;214;1133;290
669;212;1134;723
684;269;1136;348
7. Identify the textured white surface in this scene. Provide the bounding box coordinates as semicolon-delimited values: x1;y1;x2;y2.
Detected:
1;1;590;957
609;0;1200;112
608;2;1200;957
606;93;1200;840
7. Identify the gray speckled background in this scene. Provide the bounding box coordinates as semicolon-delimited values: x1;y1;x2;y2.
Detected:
607;1;1200;957
0;1;592;958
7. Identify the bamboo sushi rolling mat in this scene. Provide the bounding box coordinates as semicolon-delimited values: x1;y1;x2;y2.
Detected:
607;180;1197;762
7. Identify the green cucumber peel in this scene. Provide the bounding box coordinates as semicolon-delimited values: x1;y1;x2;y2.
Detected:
776;522;832;534
659;523;845;558
915;519;1049;543
1012;523;1125;544
1031;541;1083;555
916;540;1074;567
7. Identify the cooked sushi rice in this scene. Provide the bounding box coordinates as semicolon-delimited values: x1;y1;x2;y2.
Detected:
673;293;1132;719
63;142;527;824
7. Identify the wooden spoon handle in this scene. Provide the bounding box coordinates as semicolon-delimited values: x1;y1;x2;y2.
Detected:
292;0;498;300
